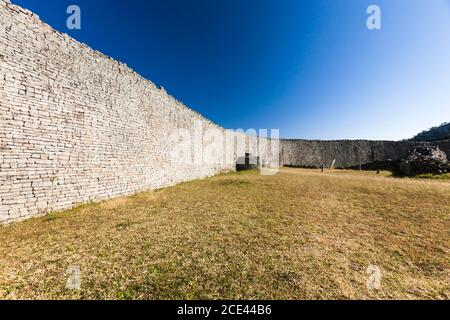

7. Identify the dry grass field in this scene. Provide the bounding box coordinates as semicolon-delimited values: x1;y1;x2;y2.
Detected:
0;168;449;300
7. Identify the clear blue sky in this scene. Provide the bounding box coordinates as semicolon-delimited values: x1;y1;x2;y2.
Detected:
12;0;450;140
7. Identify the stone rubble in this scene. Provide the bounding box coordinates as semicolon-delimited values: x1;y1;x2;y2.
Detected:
399;144;449;176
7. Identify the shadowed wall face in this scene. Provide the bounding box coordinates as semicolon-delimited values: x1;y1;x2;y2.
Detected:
280;139;450;169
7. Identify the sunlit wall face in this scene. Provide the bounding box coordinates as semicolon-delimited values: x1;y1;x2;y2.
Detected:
11;0;450;140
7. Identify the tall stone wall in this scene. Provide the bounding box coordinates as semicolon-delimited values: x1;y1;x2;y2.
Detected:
1;1;271;223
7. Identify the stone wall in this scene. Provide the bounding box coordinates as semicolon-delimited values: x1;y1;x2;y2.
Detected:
280;139;409;168
1;1;276;223
280;139;450;169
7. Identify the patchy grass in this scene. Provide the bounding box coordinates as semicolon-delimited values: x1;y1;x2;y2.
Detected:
0;168;449;300
414;173;450;180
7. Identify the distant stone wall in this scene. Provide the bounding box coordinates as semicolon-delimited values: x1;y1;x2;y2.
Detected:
0;1;281;223
281;139;450;169
280;139;410;168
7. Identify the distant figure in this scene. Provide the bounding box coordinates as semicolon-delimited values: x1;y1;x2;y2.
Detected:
321;164;325;172
376;170;380;174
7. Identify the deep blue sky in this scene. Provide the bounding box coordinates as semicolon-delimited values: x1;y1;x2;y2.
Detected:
12;0;450;140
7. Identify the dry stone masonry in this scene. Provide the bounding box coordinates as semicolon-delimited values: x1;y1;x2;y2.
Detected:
280;138;450;169
280;139;408;168
0;1;281;223
399;144;449;176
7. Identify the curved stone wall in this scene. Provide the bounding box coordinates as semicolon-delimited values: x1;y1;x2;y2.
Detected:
0;1;258;223
281;139;450;168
